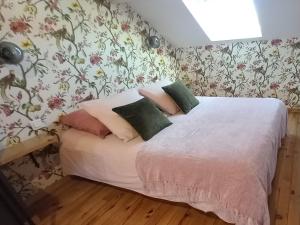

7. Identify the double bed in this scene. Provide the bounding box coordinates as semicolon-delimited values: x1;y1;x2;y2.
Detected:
60;96;287;225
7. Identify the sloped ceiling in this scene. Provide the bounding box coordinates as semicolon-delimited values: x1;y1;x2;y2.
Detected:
113;0;300;47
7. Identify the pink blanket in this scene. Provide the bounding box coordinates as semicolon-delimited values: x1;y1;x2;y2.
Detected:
136;97;287;225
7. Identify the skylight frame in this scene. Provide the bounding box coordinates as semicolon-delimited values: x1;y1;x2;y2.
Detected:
182;0;262;41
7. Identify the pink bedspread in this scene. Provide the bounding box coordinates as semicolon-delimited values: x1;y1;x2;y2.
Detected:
136;97;287;225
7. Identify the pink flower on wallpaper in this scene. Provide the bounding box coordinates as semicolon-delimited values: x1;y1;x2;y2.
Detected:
79;73;87;81
0;104;14;117
45;17;57;26
114;76;122;85
48;96;65;110
48;0;59;12
136;75;145;83
121;22;130;32
40;23;54;33
90;54;102;65
41;17;57;32
271;39;282;46
156;48;163;55
10;18;31;34
8;123;16;130
205;45;213;51
237;63;246;70
95;16;105;26
181;64;189;72
72;95;82;102
270;82;280;90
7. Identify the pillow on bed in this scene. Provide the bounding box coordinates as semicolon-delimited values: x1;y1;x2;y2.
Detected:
80;89;141;142
162;80;199;114
60;109;110;138
138;80;180;115
112;98;172;141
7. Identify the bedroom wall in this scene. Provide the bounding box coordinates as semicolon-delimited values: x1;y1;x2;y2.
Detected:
178;39;300;108
0;0;177;199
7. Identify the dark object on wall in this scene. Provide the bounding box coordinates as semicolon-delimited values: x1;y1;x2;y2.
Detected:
0;169;35;225
147;36;160;48
0;42;24;64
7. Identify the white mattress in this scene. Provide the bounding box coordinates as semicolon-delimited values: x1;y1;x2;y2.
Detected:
60;110;185;192
60;128;145;191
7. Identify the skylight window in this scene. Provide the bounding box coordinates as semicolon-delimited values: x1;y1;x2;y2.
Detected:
182;0;262;41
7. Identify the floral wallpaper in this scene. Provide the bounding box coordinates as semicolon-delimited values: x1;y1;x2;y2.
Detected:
0;0;176;199
178;38;300;108
1;0;299;201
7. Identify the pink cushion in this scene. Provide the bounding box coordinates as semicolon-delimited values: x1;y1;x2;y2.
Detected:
60;109;110;138
80;89;142;142
139;80;180;115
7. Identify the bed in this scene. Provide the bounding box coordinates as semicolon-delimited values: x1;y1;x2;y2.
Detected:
60;96;287;225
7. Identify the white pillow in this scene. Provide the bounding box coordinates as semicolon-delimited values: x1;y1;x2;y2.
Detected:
80;89;142;142
138;79;180;115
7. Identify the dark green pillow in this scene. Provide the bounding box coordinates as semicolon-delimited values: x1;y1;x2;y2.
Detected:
162;80;199;114
112;98;172;141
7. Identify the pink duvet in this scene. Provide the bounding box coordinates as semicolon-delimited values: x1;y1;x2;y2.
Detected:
136;97;287;225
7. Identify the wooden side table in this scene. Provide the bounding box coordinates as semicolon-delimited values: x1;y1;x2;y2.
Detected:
0;134;59;167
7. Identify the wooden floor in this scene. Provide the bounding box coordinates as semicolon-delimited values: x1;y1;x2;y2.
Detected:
30;112;300;225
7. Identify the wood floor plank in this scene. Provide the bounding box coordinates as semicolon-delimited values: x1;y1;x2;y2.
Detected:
28;176;75;206
175;208;206;225
142;202;176;225
288;113;298;136
35;178;100;222
269;145;285;225
214;220;232;225
122;197;163;225
287;197;300;225
166;205;189;225
87;191;142;225
78;188;125;225
40;182;104;225
292;116;300;196
61;186;122;225
287;115;300;225
31;112;300;225
275;142;294;225
274;113;298;225
153;203;189;225
183;208;217;225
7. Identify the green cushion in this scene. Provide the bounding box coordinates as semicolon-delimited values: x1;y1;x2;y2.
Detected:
162;80;199;114
112;98;172;141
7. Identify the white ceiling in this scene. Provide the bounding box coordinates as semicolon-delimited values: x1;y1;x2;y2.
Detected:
113;0;300;47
